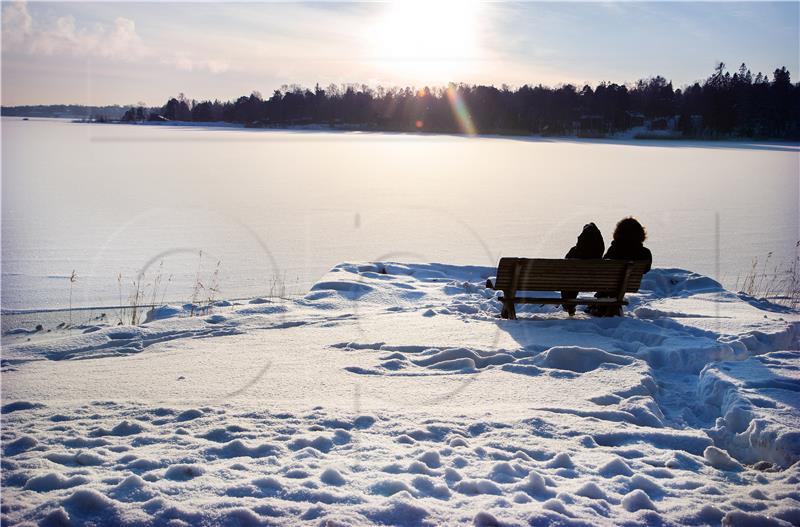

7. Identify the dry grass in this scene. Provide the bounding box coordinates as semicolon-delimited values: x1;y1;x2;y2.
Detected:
118;273;145;326
188;251;222;317
68;270;77;327
736;242;800;309
116;261;173;325
267;271;288;299
111;252;224;325
148;260;173;309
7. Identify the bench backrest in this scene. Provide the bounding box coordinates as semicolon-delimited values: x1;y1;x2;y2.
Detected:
494;258;648;293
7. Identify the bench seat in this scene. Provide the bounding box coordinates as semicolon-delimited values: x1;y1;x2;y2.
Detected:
487;258;649;319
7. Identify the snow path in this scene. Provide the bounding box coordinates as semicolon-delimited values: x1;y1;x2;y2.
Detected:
2;263;799;526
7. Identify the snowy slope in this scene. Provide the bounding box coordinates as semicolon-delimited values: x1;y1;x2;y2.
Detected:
1;263;799;526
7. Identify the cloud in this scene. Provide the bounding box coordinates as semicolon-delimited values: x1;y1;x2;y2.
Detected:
2;0;33;48
2;1;146;60
162;53;230;74
1;0;228;75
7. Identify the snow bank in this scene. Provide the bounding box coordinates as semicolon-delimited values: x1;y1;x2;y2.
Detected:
535;346;632;373
699;352;800;468
1;263;798;526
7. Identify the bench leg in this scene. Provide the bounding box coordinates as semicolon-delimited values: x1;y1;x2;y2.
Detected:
505;301;517;320
501;287;517;320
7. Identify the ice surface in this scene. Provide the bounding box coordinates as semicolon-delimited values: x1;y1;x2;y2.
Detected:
2;119;798;312
1;262;798;525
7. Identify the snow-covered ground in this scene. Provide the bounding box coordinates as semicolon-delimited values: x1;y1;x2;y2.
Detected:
2;262;799;526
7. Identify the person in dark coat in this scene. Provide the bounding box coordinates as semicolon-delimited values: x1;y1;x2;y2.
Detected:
561;222;605;315
589;217;652;316
603;217;652;271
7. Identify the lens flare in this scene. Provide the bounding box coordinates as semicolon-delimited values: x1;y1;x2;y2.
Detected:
446;87;476;136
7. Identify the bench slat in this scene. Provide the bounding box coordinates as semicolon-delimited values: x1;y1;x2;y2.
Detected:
492;257;650;319
497;283;643;293
494;280;645;292
499;297;629;306
493;258;647;292
497;277;644;284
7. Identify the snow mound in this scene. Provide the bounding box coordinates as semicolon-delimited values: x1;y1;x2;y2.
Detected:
473;511;500;526
321;468;347;486
547;453;575;469
45;450;105;466
598;457;633;477
454;479;503;495
516;470;552;497
24;473;89;492
704;446;744;471
536;346;632;373
62;488;115;515
207;439;282;459
575;481;608;500
1;401;45;413
622;489;656;512
164;464;205;480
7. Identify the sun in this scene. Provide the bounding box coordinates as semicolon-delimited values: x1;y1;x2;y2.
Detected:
366;0;481;83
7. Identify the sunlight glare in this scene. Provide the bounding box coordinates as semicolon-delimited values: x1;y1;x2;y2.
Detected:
367;0;481;82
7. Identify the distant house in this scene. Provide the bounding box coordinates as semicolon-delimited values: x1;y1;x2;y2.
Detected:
626;112;645;127
667;116;680;130
649;118;669;131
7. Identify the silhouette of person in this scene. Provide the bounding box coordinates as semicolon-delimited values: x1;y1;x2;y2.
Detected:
603;217;652;271
561;222;605;315
590;217;652;316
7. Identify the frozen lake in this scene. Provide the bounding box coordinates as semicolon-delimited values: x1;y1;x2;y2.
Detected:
1;117;798;312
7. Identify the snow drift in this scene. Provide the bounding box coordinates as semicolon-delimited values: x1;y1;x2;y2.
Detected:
1;263;798;526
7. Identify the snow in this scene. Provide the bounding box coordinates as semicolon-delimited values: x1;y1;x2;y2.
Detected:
699;354;800;469
3;119;799;312
704;446;744;472
621;489;657;512
1;261;799;526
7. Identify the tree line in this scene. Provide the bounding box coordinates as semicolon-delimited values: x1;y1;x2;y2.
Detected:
2;104;128;120
122;63;799;138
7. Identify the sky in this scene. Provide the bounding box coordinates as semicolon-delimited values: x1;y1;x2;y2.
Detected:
2;1;799;106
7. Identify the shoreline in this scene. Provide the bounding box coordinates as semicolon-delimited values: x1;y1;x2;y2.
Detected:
95;119;800;146
6;116;800;147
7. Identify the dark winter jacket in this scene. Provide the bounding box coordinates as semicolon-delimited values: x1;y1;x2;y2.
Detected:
603;240;652;272
561;223;605;313
589;227;653;316
565;223;605;260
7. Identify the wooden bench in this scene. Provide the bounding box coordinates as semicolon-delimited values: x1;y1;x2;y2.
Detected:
486;258;649;319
